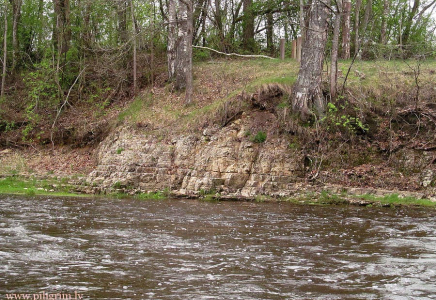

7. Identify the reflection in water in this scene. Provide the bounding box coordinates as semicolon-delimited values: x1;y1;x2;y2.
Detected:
1;196;435;299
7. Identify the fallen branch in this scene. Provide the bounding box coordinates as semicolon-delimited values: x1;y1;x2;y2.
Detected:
193;46;276;60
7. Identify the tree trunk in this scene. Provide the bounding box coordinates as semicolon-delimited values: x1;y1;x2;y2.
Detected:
175;1;188;90
53;0;71;54
291;0;331;120
379;0;390;44
184;0;193;105
130;0;137;94
1;0;7;98
167;0;177;80
354;0;362;57
193;0;208;46
10;0;22;71
402;0;420;46
266;11;274;55
341;0;351;59
331;1;342;100
299;0;305;40
242;0;255;52
213;0;226;51
118;0;128;44
361;0;372;44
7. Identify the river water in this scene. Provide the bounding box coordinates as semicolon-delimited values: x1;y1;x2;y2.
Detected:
1;195;435;299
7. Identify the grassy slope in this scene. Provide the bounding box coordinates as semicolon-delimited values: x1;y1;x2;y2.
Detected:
120;58;436;135
119;58;299;136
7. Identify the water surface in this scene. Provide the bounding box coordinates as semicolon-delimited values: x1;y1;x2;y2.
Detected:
1;195;435;299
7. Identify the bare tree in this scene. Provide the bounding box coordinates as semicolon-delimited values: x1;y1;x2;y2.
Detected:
291;0;331;120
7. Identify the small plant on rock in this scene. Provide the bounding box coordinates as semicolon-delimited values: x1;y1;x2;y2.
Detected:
251;131;267;143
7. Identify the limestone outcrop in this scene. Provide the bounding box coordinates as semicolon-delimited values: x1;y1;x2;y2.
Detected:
87;114;305;198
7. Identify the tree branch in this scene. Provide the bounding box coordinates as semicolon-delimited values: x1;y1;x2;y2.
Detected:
193;45;276;59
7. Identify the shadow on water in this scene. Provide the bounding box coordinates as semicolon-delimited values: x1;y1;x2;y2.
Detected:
1;195;435;299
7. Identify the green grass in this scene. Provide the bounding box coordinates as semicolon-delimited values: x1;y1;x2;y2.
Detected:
357;193;436;207
134;191;167;200
281;190;436;208
0;176;86;197
118;93;153;123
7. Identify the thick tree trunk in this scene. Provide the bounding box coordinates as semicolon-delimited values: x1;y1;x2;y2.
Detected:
379;0;390;44
242;0;255;52
331;1;342;100
1;0;7;98
291;0;331;120
341;0;351;59
354;0;362;57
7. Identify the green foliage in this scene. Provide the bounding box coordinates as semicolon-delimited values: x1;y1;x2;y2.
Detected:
116;148;125;154
21;59;60;141
112;181;123;189
322;102;369;135
251;131;267;143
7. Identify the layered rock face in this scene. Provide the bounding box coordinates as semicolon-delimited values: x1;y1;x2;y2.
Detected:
86;111;436;199
87;116;304;198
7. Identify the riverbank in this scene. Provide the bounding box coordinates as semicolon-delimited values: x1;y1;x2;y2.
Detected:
1;175;435;208
1;59;436;207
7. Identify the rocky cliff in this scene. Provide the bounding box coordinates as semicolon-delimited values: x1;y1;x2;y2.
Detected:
86;111;311;198
86;108;436;200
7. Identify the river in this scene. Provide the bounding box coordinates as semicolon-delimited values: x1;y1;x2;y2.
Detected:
1;195;435;299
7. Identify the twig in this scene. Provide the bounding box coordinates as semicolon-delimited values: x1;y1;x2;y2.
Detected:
341;46;359;94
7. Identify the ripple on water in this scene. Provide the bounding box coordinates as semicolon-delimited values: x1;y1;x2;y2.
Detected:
0;196;435;299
